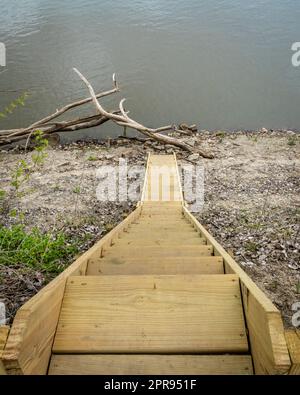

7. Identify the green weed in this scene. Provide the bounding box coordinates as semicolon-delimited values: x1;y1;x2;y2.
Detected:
0;225;79;273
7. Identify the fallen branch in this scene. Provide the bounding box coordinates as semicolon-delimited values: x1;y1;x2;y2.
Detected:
0;76;119;146
73;68;212;156
0;70;213;158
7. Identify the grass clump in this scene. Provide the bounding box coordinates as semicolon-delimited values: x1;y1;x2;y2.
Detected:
0;225;79;273
287;136;297;146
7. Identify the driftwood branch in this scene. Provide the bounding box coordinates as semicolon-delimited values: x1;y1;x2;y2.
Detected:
73;68;213;156
0;76;119;146
0;69;213;158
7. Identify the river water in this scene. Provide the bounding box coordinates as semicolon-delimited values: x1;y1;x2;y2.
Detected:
1;0;300;141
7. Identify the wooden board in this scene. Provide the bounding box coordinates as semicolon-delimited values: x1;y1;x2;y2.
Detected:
0;326;9;375
129;223;195;230
86;256;224;275
113;239;206;247
285;330;300;375
119;234;203;242
142;202;182;207
53;274;248;354
103;246;213;258
49;354;253;375
143;154;182;203
183;207;291;375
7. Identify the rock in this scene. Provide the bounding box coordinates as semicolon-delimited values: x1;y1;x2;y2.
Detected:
188;153;200;161
286;130;295;135
188;138;197;147
261;128;268;133
179;123;189;131
188;124;198;132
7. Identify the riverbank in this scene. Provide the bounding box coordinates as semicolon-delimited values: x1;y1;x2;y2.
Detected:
0;130;299;327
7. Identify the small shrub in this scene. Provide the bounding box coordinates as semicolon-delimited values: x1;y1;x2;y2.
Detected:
0;92;29;119
87;155;98;161
245;241;259;253
31;130;49;166
0;225;79;273
287;136;297;146
73;186;81;194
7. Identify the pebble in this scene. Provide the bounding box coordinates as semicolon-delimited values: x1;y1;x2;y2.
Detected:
188;153;200;161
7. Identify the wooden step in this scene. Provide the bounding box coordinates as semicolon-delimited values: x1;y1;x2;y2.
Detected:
129;221;194;227
49;354;253;375
113;238;206;247
92;256;222;266
128;224;196;231
86;256;224;275
127;224;199;236
125;226;199;234
103;245;213;258
52;275;248;354
119;233;201;242
142;202;182;207
141;208;182;213
141;213;184;217
132;219;190;224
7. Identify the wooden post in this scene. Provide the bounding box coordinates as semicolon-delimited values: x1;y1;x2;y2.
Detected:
285;330;300;374
0;326;9;375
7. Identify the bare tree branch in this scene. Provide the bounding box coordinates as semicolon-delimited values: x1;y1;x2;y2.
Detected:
0;69;213;158
73;68;209;154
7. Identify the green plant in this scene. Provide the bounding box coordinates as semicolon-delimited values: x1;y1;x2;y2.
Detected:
31;130;49;166
73;186;81;194
87;155;98;162
296;282;300;294
0;190;5;200
10;131;48;195
287;136;297;146
10;159;30;194
0;225;79;273
0;92;29;119
245;241;259;253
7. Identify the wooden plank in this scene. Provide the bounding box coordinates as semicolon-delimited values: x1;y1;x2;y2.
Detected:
113;238;206;247
2;207;142;375
142;154;183;203
103;245;213;258
93;256;222;265
141;212;183;216
86;256;224;275
0;326;9;375
142;207;183;212
53;274;248;353
285;330;300;375
49;354;253;375
131;221;193;227
119;234;202;242
183;207;291;375
142;202;182;207
128;228;197;234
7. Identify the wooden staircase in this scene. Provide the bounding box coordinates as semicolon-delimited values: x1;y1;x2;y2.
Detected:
1;154;294;375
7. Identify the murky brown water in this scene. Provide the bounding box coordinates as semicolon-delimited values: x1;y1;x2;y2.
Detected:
1;0;300;141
